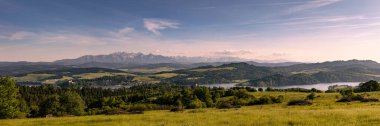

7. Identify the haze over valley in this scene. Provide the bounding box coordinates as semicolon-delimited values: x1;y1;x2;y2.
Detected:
1;0;380;125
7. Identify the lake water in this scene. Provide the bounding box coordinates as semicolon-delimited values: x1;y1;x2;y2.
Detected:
200;82;362;91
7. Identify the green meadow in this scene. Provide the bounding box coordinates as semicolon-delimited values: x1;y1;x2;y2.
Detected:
2;91;380;126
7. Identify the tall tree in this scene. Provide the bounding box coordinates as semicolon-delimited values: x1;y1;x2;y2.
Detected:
0;77;20;119
60;91;86;116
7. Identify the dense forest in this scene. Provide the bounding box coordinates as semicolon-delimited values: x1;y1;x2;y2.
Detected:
0;77;284;119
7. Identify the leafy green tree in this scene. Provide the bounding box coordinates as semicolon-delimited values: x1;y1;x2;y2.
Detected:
0;77;20;119
60;91;86;116
193;87;213;107
258;88;263;92
357;80;380;92
39;94;62;116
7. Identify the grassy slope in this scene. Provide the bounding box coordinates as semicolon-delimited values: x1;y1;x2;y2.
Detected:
3;92;380;126
42;76;73;84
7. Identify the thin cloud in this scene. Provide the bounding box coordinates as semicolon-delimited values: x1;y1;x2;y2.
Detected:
280;15;366;25
118;27;134;35
287;0;342;13
6;31;36;40
143;18;179;35
111;27;134;37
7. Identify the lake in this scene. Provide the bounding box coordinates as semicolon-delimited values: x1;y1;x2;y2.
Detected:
200;82;362;91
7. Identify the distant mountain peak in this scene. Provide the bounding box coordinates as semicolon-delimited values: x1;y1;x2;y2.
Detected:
54;52;246;65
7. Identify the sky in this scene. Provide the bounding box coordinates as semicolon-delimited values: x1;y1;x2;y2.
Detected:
1;0;380;62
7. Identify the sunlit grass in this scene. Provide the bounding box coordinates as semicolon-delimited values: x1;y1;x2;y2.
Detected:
13;74;55;82
43;76;73;84
150;73;181;78
3;92;380;126
72;73;134;79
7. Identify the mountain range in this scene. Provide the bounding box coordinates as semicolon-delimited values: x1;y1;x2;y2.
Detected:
0;52;301;75
54;52;246;65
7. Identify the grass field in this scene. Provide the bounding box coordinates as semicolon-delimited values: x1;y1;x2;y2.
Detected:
13;74;56;82
2;92;380;126
121;67;178;73
72;72;134;79
42;76;73;84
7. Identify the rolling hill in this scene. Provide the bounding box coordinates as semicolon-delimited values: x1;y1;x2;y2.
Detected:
161;60;380;86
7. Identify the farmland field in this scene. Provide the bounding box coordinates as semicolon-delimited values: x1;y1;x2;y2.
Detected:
2;92;380;126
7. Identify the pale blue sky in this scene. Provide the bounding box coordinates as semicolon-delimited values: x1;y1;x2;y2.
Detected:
1;0;380;62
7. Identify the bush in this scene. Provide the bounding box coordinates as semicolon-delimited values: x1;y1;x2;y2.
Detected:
104;108;127;115
271;95;284;103
336;95;364;102
258;88;264;92
351;95;365;101
128;104;147;114
360;98;379;102
217;102;234;109
245;87;257;92
306;92;316;100
186;99;203;109
235;89;252;99
336;97;351;102
170;107;184;112
287;100;312;106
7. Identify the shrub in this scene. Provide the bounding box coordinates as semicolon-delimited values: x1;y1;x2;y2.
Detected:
271;95;284;103
245;87;257;92
258;88;264;92
128;104;147;114
360;98;379;102
266;87;274;91
170;107;184;112
217;102;234;109
351;95;365;101
339;89;354;98
104;108;127;115
336;95;364;102
336;97;351;102
235;89;252;99
287;100;312;106
306;92;316;100
186;99;203;109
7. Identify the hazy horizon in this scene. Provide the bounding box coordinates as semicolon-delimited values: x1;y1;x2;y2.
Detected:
1;0;380;62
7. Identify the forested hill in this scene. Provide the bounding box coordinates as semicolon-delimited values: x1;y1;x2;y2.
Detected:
163;60;380;86
162;63;276;84
5;59;380;87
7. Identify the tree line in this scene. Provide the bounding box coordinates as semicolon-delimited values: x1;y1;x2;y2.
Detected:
0;77;283;119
